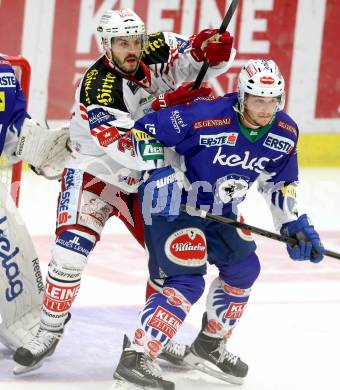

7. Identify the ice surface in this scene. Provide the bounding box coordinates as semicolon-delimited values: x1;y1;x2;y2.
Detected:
0;169;339;390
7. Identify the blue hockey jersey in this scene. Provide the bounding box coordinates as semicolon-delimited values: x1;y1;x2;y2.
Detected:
0;55;29;156
134;92;299;217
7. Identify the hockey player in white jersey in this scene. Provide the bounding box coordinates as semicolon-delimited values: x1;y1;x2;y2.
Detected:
0;54;70;351
12;8;236;378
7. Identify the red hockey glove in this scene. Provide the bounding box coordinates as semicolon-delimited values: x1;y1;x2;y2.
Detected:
151;82;212;111
191;29;233;66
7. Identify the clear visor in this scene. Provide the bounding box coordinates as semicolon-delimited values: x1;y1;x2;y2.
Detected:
244;94;281;115
111;35;147;53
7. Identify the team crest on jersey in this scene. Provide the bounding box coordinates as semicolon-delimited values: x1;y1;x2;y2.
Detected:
199;132;238;147
165;228;207;266
214;174;249;204
263;132;295;154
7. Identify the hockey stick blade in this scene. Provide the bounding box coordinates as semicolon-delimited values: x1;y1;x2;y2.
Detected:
180;204;340;260
192;0;239;89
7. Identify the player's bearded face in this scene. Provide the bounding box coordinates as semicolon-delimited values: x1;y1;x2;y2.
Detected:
111;36;143;74
243;95;280;127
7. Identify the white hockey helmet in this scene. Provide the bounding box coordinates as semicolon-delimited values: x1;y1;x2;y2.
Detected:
97;9;147;64
238;59;285;113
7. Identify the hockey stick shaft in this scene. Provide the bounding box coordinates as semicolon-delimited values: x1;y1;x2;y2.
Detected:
180;205;340;260
192;0;239;89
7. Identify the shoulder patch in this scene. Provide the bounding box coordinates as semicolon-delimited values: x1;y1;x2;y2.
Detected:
175;36;190;53
277;120;298;137
143;32;170;64
80;60;128;112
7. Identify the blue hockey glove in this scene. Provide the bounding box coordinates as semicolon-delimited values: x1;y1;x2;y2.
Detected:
139;166;183;223
280;214;325;263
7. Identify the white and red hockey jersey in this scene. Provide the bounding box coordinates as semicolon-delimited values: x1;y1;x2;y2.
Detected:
67;32;235;193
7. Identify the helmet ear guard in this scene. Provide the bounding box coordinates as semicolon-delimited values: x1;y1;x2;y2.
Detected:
238;59;285;114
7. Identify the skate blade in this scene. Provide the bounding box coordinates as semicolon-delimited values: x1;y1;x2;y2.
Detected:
184;352;244;385
157;354;191;369
13;361;43;375
112;373;162;390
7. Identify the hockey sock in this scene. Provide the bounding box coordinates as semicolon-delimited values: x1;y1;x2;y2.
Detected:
40;230;95;331
145;278;164;301
133;274;204;359
206;252;260;339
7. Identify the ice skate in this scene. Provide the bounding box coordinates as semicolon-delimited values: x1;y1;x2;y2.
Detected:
113;335;175;390
184;312;248;385
157;339;190;366
13;313;71;375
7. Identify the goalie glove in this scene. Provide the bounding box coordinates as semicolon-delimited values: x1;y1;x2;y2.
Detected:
15;118;71;179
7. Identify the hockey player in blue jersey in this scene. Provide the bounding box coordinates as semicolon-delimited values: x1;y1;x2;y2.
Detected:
111;59;325;389
0;55;70;352
0;54;70;178
0;56;29;156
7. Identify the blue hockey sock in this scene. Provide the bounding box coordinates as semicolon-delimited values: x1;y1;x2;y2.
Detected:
132;274;204;358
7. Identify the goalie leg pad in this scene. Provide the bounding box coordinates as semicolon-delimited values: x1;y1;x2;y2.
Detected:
0;183;43;350
40;230;95;331
206;253;260;339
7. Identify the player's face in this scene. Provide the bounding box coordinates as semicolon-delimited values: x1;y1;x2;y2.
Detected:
243;95;280;127
111;36;143;74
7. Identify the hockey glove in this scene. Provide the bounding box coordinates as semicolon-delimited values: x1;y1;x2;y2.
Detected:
151;82;212;111
139;166;183;223
191;29;233;66
280;214;325;263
